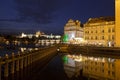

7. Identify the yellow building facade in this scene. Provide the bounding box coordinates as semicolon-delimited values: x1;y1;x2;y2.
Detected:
83;56;120;80
64;19;83;43
115;0;120;47
84;17;115;46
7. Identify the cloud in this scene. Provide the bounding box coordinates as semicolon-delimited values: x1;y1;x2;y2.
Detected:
14;0;71;24
0;19;23;22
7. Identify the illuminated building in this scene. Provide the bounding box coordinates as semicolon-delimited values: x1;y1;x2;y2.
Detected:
62;55;83;78
21;33;27;38
35;31;41;37
115;0;120;47
83;56;120;80
0;36;5;43
64;19;83;43
17;31;61;46
84;17;115;46
20;33;33;39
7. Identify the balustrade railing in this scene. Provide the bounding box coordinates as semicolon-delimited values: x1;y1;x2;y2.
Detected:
0;46;57;80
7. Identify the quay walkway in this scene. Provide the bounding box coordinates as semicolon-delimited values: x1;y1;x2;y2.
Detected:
25;55;69;80
0;45;59;80
67;45;120;58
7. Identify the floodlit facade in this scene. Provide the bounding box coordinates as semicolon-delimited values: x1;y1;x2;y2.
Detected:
84;17;115;46
0;37;5;43
83;56;120;80
115;0;120;47
64;19;83;44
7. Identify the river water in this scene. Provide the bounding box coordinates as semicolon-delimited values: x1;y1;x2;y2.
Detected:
37;54;87;80
1;43;120;80
38;52;120;80
0;43;45;56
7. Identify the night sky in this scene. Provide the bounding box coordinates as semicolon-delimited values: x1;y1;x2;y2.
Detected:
0;0;115;35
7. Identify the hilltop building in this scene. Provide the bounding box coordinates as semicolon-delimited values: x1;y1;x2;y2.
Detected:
17;31;61;46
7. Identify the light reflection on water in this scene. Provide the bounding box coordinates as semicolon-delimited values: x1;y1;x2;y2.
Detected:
0;42;46;57
62;54;83;78
0;47;39;57
62;54;120;80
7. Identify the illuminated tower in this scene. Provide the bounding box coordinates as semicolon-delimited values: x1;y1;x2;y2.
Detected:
115;0;120;47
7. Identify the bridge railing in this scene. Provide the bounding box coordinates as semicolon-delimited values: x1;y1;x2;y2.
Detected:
0;46;57;80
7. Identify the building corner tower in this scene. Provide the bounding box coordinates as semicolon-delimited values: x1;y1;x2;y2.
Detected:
115;0;120;47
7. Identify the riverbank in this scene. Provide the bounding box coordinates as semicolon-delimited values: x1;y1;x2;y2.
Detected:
67;45;120;58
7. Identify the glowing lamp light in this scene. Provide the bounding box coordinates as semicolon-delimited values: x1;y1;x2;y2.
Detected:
63;34;69;42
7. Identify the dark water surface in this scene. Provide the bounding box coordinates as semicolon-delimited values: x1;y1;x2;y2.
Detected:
32;54;87;80
32;55;69;80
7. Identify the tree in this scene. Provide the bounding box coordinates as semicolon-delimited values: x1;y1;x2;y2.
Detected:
61;34;68;43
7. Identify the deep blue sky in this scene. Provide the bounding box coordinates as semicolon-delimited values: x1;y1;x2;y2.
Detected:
0;0;115;35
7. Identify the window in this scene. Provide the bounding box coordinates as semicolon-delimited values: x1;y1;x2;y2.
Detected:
102;63;104;66
108;71;110;75
95;36;97;40
112;71;115;77
95;68;97;71
91;67;93;70
112;63;114;68
112;35;114;40
108;35;110;40
108;63;110;68
108;28;111;33
91;37;93;40
102;69;104;73
95;62;97;65
102;30;104;33
85;37;86;40
102;36;104;40
96;30;97;33
112;28;115;32
87;37;89;40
